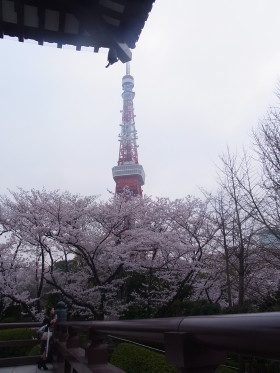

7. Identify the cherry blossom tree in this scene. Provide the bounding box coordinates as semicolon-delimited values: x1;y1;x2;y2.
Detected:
158;196;218;314
0;238;42;320
1;183;278;320
0;189;217;319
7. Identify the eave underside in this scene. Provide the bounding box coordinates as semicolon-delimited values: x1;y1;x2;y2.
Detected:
0;0;155;63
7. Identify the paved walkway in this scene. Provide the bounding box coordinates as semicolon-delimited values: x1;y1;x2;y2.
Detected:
0;364;55;372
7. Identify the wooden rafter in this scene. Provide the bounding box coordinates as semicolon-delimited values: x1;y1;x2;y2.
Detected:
37;5;44;45
57;10;65;48
0;0;155;65
15;0;24;42
0;0;3;38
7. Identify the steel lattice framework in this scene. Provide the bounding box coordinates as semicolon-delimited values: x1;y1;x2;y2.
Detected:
112;63;145;196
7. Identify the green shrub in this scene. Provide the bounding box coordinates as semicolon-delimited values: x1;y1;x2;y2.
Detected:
0;327;36;340
110;343;177;373
216;365;238;372
1;316;20;323
0;328;39;358
28;344;41;356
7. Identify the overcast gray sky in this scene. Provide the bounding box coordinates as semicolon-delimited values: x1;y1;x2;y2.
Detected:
1;0;280;200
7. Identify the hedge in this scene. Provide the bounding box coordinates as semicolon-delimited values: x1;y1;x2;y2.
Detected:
0;327;39;358
110;342;177;373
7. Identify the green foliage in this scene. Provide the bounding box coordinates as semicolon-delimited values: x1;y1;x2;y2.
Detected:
121;272;198;319
0;304;22;322
220;299;258;314
28;344;41;356
245;357;280;372
0;328;39;358
172;299;221;317
44;293;64;311
216;365;237;372
257;289;280;312
54;258;83;273
187;300;221;316
122;303;152;319
121;271;167;318
110;343;177;373
157;298;221;318
216;356;280;373
0;327;36;340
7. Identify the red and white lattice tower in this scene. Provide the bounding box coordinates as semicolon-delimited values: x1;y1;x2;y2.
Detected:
112;63;145;196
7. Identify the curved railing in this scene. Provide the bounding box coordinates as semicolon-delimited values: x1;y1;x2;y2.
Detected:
1;312;280;372
54;312;280;373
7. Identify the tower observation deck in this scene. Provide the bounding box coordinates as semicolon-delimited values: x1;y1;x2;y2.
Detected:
112;63;145;196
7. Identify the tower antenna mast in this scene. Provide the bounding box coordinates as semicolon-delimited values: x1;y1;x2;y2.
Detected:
126;62;130;75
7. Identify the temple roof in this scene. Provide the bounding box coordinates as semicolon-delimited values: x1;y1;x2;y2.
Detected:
0;0;155;65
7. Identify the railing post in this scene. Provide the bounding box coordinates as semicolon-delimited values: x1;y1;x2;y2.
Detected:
238;355;246;373
86;329;126;373
56;324;68;343
165;332;226;373
66;326;80;349
53;323;69;373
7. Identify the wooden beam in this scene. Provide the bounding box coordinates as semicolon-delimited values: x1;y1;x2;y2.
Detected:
115;41;131;63
0;0;151;59
99;6;124;22
0;0;3;38
0;355;40;368
57;10;65;48
75;17;84;51
15;0;24;42
64;0;132;63
0;339;39;348
37;5;44;45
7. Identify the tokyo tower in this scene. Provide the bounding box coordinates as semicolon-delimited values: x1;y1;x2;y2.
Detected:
112;63;145;196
